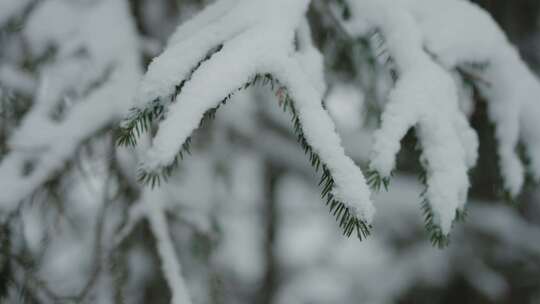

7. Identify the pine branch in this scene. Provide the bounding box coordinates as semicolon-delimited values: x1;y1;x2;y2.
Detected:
365;164;465;249
455;68;527;205
260;74;371;239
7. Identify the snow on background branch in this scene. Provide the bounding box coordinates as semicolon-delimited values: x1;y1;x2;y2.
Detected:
0;0;141;211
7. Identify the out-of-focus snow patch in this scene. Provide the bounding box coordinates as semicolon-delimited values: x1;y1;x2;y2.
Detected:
326;84;365;131
272;173;528;303
214;152;265;282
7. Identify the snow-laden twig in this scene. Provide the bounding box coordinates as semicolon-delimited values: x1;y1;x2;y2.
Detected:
112;190;195;303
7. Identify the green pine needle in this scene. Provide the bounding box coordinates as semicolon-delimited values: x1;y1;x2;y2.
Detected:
116;99;165;147
420;197;450;248
366;169;391;192
417;168;468;248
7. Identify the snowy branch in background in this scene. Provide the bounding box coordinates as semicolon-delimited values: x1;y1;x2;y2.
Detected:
143;191;193;304
0;0;141;212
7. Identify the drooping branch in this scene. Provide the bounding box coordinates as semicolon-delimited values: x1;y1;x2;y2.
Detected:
341;0;477;245
118;0;375;241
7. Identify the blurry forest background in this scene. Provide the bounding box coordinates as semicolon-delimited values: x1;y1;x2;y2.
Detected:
1;0;540;303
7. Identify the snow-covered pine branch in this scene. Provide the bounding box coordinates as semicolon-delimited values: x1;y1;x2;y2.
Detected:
325;0;540;246
400;0;540;198
118;0;375;240
342;0;478;246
